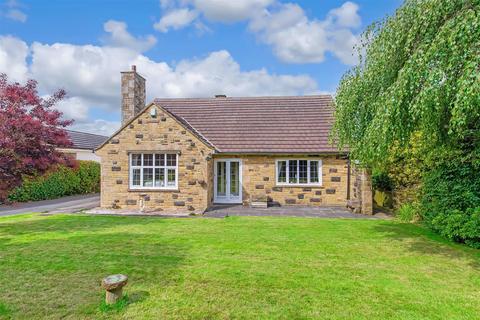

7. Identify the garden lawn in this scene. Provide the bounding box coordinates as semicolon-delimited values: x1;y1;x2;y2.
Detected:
1;214;480;319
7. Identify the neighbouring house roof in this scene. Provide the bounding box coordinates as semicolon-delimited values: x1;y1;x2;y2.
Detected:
155;95;341;153
65;130;109;150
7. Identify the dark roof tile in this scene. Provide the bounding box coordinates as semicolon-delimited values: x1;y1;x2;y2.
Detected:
155;95;342;153
65;130;109;150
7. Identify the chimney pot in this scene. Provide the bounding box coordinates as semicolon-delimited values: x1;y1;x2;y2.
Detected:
131;65;136;72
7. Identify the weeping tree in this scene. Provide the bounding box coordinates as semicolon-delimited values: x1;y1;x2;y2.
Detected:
333;0;480;246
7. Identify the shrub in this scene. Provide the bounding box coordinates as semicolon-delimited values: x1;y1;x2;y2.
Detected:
396;203;418;222
372;171;393;192
420;157;480;247
7;161;100;202
430;208;480;248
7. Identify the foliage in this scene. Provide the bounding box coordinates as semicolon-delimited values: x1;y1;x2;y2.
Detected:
382;132;425;208
7;161;100;202
333;0;480;246
372;171;393;192
420;153;480;247
75;161;101;195
429;208;480;248
333;0;480;166
383;132;425;190
0;73;73;201
396;203;419;222
373;190;393;208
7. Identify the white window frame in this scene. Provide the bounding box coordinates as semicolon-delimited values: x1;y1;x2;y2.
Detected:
129;153;179;190
275;159;322;187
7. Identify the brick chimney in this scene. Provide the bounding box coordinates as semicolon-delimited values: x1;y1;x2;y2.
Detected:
121;65;146;125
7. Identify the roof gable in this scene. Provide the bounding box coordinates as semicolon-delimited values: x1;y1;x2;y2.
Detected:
96;103;217;151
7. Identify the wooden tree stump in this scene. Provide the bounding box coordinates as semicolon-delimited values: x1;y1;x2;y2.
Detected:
101;274;128;304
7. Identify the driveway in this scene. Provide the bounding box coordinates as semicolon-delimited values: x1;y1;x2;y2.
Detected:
0;194;100;217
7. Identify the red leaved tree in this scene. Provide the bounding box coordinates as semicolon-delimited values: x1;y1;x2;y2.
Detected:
0;73;73;201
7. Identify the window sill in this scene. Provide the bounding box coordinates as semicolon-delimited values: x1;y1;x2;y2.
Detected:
275;184;323;188
128;188;179;192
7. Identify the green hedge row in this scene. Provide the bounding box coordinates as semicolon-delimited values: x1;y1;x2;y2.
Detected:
8;161;100;202
419;157;480;248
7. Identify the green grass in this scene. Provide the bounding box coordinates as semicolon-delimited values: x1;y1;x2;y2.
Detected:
1;214;480;319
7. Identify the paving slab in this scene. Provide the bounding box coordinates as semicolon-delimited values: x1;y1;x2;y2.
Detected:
82;204;391;219
204;204;389;219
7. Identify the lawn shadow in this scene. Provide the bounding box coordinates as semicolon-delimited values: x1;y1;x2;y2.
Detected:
98;291;150;314
373;222;480;269
128;290;150;304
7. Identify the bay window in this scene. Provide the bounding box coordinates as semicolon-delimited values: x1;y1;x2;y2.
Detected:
276;159;322;186
129;153;178;189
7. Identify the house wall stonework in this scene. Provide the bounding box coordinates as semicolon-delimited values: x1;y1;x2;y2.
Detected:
97;106;355;213
96;106;215;214
213;155;349;207
348;166;373;215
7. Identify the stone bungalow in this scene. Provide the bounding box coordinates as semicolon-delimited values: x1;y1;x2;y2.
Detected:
96;66;372;215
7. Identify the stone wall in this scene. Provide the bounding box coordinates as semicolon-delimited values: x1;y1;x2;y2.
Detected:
121;66;146;125
348;165;373;215
96;105;215;214
213;155;349;206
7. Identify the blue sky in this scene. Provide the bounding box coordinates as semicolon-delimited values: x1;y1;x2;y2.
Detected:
0;0;402;135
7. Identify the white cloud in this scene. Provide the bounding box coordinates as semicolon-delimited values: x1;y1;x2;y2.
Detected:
70;119;120;136
6;8;26;22
0;35;29;82
154;0;274;33
327;1;361;28
137;50;318;98
249;2;361;65
160;0;175;9
3;0;27;22
154;8;199;33
191;0;274;23
327;29;360;65
29;39;319;109
0;29;321;135
154;1;361;65
52;96;120;135
55;96;90;122
103;20;157;52
30;41;138;106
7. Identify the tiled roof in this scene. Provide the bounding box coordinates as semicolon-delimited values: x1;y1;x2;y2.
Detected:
65;130;109;150
155;95;341;153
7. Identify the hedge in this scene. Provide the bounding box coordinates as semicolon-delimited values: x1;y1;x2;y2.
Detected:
7;161;100;202
420;157;480;248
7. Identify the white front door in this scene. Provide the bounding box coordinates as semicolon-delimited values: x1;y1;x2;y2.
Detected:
214;159;242;204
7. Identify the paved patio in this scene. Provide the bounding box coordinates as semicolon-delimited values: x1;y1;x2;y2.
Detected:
204;204;390;219
82;204;391;219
